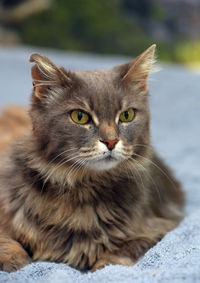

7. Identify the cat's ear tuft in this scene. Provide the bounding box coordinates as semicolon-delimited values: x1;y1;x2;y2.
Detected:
121;44;156;92
30;53;71;99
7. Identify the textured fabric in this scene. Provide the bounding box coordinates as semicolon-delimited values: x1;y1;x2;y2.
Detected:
0;47;199;283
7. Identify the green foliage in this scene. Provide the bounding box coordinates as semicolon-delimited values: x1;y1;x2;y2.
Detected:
15;0;153;56
14;0;199;64
175;40;200;66
149;3;164;20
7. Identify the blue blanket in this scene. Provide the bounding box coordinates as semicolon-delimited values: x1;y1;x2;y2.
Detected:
0;47;199;283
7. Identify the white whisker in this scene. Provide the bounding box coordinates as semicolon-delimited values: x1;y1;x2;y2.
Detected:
42;153;79;190
46;148;78;167
132;152;176;191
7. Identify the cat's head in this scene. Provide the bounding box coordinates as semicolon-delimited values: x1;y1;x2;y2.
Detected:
29;45;155;174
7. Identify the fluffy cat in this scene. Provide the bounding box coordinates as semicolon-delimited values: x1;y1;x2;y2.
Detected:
0;45;184;272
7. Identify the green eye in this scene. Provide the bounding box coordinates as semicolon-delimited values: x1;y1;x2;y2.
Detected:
71;110;90;125
119;109;135;123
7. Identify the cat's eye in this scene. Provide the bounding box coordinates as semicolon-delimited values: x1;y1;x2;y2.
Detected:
119;109;135;123
71;110;90;125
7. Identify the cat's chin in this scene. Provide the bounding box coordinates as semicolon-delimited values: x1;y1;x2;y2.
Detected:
87;157;121;171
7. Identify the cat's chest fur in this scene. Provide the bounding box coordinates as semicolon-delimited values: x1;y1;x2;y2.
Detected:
9;171;144;269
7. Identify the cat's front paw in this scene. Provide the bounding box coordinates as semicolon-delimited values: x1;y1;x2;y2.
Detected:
0;257;31;273
0;237;31;272
91;255;134;272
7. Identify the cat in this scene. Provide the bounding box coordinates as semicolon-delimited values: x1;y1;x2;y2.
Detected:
0;44;184;272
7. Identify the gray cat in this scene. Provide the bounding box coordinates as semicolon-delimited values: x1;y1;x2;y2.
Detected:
0;45;184;272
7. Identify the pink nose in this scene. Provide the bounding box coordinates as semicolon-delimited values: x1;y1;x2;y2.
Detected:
101;139;119;150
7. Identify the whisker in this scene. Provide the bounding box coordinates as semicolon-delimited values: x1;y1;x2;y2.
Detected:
61;158;88;192
120;159;142;192
131;158;162;202
45;148;78;167
71;159;87;180
66;159;83;178
42;153;80;190
132;152;177;190
79;158;90;180
31;150;78;193
126;159;146;193
120;160;135;183
134;144;153;149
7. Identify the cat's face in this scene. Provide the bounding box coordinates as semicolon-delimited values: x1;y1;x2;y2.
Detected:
30;45;155;172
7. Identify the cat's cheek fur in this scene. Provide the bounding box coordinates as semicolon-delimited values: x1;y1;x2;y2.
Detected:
85;140;126;171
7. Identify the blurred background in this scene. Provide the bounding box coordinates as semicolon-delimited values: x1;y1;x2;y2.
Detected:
0;0;200;66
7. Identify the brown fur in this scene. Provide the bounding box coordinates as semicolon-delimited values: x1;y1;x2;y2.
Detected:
0;106;30;154
0;45;184;272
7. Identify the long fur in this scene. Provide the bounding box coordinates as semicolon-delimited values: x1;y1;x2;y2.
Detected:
0;46;184;272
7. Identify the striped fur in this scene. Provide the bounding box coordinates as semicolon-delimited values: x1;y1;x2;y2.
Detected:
0;45;184;272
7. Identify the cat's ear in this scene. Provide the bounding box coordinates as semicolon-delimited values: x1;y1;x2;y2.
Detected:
30;53;71;99
120;44;156;92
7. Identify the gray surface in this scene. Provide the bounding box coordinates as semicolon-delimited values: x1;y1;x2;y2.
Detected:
0;46;127;107
0;47;200;282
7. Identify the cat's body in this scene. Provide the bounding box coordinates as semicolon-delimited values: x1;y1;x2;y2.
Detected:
0;45;184;272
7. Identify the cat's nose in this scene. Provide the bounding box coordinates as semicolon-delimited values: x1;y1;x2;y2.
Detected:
100;139;119;150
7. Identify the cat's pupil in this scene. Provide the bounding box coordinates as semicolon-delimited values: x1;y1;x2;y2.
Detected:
124;111;129;120
78;111;83;121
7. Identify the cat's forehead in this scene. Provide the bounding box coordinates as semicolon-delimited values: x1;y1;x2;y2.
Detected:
70;69;125;117
73;69;125;107
76;69;116;93
71;68;145;114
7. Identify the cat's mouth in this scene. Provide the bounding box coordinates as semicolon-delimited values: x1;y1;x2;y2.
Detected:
104;155;117;161
87;153;122;171
79;141;126;171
